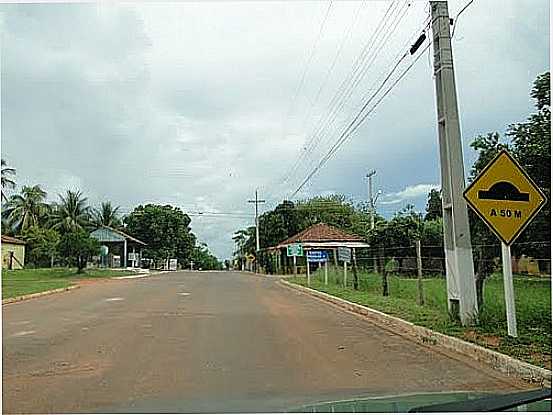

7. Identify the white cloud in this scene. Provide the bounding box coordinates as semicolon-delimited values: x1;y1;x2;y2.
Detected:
381;184;439;205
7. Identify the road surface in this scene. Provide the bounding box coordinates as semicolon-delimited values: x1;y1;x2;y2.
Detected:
2;271;527;413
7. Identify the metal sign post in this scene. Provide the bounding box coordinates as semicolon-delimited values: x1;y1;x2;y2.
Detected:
501;243;517;337
337;247;352;289
324;261;328;285
287;244;304;277
306;258;311;287
343;261;347;288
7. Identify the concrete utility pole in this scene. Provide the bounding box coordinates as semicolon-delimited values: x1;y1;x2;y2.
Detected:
366;170;377;230
430;1;477;324
366;170;380;274
248;189;265;273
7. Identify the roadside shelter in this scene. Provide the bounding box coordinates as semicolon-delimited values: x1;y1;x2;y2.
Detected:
90;226;147;268
263;223;370;274
1;235;26;270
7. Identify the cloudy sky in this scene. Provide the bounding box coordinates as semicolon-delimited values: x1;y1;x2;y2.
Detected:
1;0;549;259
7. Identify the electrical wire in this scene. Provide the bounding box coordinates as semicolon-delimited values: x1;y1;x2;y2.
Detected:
277;1;401;192
293;0;413;189
289;37;432;199
451;0;475;38
286;1;334;125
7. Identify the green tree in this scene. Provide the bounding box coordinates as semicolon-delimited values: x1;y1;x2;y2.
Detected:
124;204;196;267
232;228;254;269
467;72;550;307
21;225;60;267
468;133;506;309
507;71;550;261
295;195;369;236
49;190;91;233
258;200;302;248
191;243;222;270
368;205;422;250
424;189;442;221
58;230;100;273
1;158;16;202
3;185;49;233
92;201;122;228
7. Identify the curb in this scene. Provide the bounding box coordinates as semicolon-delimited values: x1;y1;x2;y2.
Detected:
2;285;80;305
279;279;552;387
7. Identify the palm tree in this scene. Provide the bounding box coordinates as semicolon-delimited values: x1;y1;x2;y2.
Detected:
49;190;91;233
92;201;122;228
1;159;16;202
3;185;48;233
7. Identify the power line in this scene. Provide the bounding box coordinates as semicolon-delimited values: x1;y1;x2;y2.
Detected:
298;0;367;139
289;30;431;199
280;1;403;190
276;1;416;203
286;1;334;125
292;1;413;190
451;0;475;38
298;4;429;189
290;12;432;199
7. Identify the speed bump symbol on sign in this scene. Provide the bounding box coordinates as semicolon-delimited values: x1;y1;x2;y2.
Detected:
463;150;547;246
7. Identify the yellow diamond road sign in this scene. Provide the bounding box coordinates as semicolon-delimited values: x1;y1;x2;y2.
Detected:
463;150;547;246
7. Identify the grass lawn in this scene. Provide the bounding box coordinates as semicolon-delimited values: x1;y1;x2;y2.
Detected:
288;268;551;369
1;268;137;300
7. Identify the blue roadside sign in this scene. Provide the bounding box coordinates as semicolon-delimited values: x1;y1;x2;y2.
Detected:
307;250;328;263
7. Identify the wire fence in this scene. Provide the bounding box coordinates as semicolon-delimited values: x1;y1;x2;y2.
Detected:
351;241;552;278
262;241;551;278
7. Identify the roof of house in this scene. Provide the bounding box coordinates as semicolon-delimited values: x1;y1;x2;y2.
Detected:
90;226;147;246
1;235;26;245
278;223;365;246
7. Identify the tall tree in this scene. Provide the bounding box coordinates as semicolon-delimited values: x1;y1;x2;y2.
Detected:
191;242;222;270
468;132;508;309
507;71;550;260
124;204;196;266
49;190;91;233
3;185;48;233
58;230;100;273
258;200;302;249
21;225;60;267
232;227;255;269
424;189;442;221
295;195;369;236
92;201;122;228
1;159;16;202
468;72;550;307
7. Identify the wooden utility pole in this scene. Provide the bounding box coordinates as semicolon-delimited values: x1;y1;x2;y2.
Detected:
430;1;477;324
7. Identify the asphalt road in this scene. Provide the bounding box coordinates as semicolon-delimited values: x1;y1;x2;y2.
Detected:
2;271;527;413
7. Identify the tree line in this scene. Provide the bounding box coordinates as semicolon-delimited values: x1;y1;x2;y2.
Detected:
0;172;222;271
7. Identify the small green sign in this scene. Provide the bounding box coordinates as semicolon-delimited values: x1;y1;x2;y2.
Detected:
287;243;303;257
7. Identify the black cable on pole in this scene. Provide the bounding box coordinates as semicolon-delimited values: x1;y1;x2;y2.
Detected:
451;0;475;38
